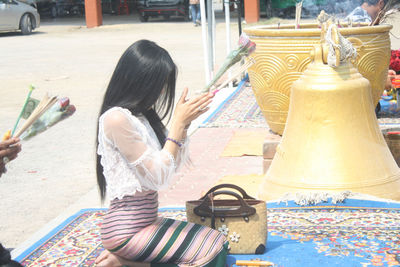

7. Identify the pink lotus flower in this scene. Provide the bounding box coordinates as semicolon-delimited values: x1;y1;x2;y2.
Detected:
203;33;256;92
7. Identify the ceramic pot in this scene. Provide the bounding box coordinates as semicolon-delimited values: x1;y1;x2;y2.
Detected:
244;23;392;135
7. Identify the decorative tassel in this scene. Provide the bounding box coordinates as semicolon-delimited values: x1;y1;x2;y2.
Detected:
278;191;353;206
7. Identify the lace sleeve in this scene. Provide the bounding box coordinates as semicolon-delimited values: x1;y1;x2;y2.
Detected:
175;136;192;170
103;109;176;190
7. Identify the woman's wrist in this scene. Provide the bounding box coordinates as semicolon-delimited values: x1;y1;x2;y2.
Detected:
165;137;183;147
170;121;187;136
166;120;188;148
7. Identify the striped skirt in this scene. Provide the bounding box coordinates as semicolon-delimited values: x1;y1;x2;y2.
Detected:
100;191;228;267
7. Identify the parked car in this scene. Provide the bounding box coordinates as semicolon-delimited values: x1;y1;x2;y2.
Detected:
18;0;57;17
36;0;57;17
35;0;58;18
136;0;190;22
0;0;40;34
20;0;84;18
56;0;84;16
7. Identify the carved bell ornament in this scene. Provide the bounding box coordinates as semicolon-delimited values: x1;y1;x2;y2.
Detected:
258;25;400;201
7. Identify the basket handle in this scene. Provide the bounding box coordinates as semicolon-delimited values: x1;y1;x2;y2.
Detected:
200;183;255;200
194;190;256;218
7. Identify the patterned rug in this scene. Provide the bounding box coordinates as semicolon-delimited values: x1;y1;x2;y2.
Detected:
200;77;268;129
229;199;400;267
14;199;400;267
15;208;187;266
378;117;400;130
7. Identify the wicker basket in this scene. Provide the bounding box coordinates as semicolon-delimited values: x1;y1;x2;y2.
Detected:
186;184;267;254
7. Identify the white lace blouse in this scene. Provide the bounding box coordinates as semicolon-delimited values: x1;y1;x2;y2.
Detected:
97;107;190;201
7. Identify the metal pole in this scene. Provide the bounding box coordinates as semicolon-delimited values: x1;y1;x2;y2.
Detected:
206;0;214;77
224;0;231;55
211;1;216;66
224;0;232;89
237;0;242;36
200;0;210;83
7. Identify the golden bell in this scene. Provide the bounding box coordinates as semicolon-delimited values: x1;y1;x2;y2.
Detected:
258;41;400;201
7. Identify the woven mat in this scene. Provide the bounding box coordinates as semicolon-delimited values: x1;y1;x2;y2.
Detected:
15;200;400;267
228;199;400;267
15;208;186;266
200;83;268;129
200;80;400;131
378;117;400;130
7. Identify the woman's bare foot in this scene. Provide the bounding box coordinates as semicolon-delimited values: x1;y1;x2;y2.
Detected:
95;249;150;267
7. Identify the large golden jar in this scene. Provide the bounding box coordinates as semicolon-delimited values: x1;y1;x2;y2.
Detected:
244;23;392;135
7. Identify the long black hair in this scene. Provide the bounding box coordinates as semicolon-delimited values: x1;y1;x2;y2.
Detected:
0;243;23;267
96;40;177;201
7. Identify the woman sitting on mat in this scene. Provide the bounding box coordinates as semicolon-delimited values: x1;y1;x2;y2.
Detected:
95;40;228;267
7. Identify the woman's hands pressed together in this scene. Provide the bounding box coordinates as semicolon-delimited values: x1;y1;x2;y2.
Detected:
172;87;214;130
164;88;214;155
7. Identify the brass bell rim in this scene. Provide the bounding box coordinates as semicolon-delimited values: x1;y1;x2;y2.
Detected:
265;173;400;190
244;23;393;38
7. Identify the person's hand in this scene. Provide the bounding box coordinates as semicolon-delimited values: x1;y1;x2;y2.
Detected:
0;137;22;177
386;70;397;90
171;87;214;130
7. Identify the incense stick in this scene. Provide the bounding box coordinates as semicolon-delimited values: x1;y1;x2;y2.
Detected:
295;1;303;29
235;260;274;266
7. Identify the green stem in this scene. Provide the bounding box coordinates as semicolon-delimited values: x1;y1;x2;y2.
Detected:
11;85;35;136
203;46;248;92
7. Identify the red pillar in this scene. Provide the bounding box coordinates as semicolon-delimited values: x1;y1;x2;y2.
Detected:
85;0;103;28
244;0;259;24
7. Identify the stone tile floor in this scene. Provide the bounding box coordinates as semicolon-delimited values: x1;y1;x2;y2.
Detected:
158;127;272;206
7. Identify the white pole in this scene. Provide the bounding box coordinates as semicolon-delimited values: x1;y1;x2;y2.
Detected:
207;0;214;78
211;2;216;66
200;0;210;84
224;0;232;89
224;0;231;54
